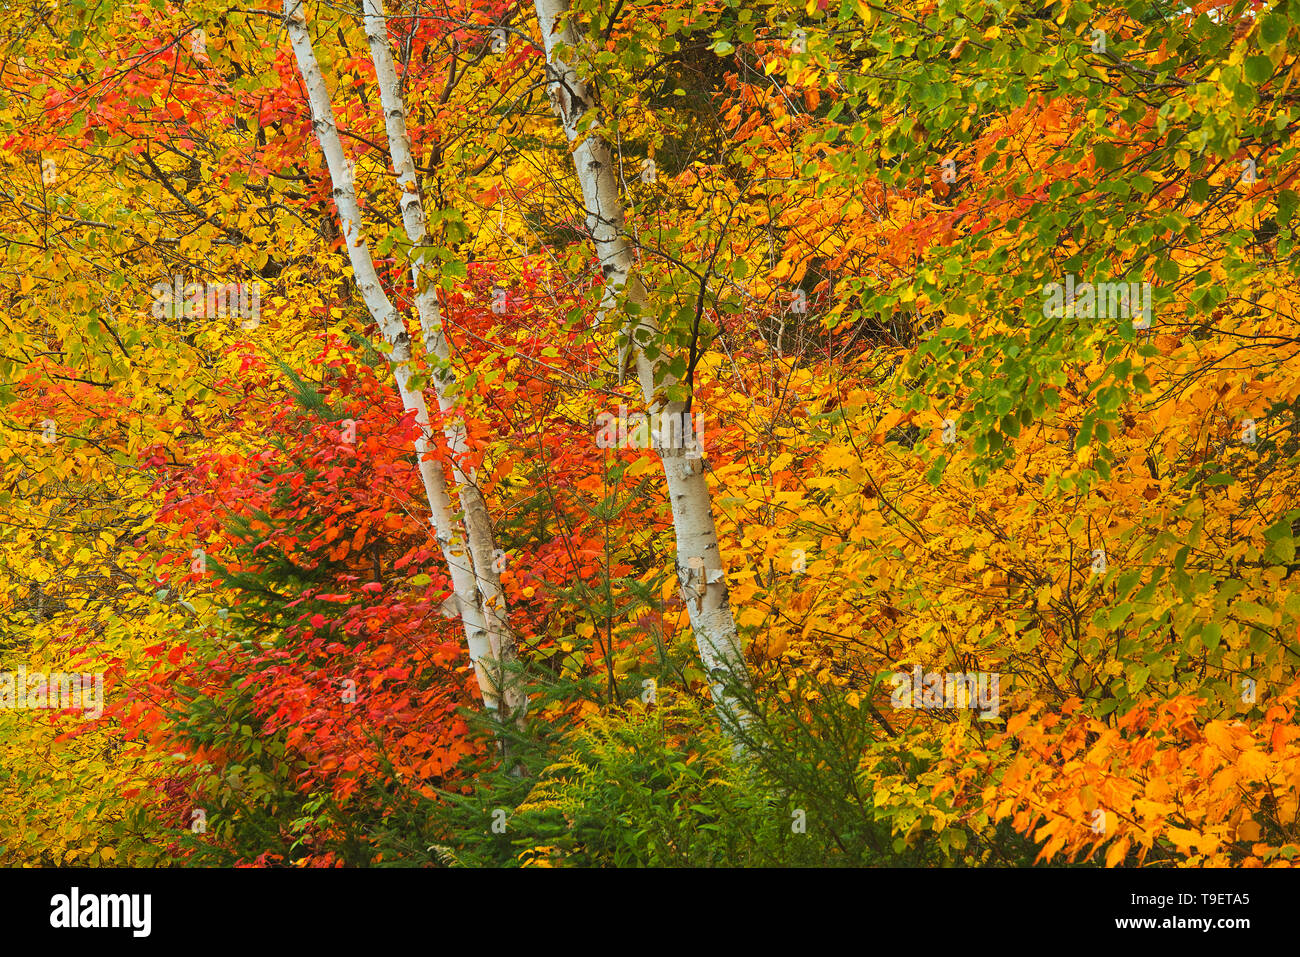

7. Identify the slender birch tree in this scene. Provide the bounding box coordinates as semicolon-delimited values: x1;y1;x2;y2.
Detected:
284;0;524;721
360;0;526;723
529;0;753;737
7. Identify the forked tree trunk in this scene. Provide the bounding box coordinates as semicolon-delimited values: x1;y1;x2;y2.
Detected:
284;0;519;718
361;0;525;724
530;0;753;739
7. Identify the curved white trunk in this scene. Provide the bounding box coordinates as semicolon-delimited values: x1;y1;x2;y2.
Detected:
361;0;525;723
531;0;753;738
284;0;504;712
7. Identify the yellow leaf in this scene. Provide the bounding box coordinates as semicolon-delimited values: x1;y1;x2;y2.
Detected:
625;456;656;477
1167;827;1199;854
1105;837;1131;868
1237;749;1271;780
876;410;903;435
854;1;878;26
1205;722;1236;753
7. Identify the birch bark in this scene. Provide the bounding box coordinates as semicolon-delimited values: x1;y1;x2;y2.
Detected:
530;0;753;737
360;0;526;723
284;0;515;716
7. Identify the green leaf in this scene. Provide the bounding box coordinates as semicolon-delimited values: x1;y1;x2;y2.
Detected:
1244;56;1274;84
1259;14;1288;49
1093;142;1121;169
1239;601;1274;625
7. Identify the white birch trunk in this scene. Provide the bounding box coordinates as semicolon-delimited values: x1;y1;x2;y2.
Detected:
361;0;526;723
284;0;504;713
531;0;753;737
